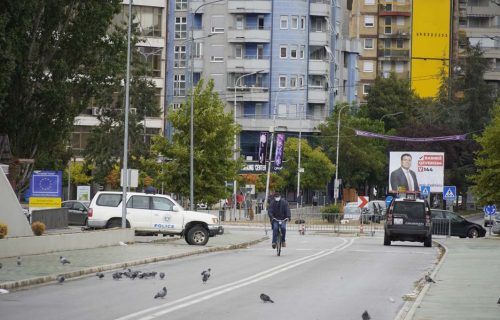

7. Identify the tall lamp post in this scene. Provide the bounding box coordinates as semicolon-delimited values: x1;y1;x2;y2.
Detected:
296;104;303;209
189;0;225;210
233;70;264;220
334;104;348;205
121;0;133;228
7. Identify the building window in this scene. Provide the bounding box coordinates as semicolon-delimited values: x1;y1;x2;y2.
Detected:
384;17;392;34
279;76;287;88
299;45;305;59
211;15;225;33
280;46;287;58
138;47;162;77
235;45;243;59
211;44;225;62
364;0;375;4
236;15;244;30
175;17;187;39
363;61;374;73
364;16;374;27
114;6;163;37
175;0;187;11
298;75;304;88
174;74;185;96
396;62;404;73
290;75;297;88
174;46;186;68
396;39;404;49
397;16;404;26
193;42;203;58
172;103;182;110
278;103;287;118
290;45;298;59
291;16;299;29
364;38;374;49
300;16;306;30
363;84;371;95
280;16;288;29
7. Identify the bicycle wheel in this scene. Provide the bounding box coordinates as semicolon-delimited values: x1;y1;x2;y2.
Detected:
276;230;282;256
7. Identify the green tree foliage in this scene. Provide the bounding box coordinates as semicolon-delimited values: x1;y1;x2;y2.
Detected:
0;0;122;190
278;138;334;193
150;80;240;206
470;103;500;205
319;103;387;192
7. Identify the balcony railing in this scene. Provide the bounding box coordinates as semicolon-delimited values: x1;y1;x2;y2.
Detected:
378;49;410;59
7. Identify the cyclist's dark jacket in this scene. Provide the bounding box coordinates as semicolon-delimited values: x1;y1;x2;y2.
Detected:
268;199;291;221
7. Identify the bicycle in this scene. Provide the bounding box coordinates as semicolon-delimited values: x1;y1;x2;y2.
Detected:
273;218;288;256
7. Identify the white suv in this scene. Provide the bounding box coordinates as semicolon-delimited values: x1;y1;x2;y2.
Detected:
87;191;223;245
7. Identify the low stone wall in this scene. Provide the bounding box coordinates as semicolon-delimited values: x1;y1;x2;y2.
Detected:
32;208;68;229
0;228;135;258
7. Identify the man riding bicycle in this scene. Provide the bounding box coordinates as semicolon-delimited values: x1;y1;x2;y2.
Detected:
268;192;291;249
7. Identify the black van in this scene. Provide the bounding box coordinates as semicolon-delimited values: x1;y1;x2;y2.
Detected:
384;197;432;247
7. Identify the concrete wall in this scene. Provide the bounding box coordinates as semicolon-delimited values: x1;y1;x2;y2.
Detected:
0;169;33;237
0;228;135;258
32;208;69;229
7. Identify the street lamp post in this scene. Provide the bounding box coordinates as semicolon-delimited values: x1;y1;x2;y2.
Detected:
334;105;348;205
189;0;225;211
233;70;264;220
296;105;303;209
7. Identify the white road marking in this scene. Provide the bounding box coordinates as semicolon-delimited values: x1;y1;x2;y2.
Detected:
114;238;355;320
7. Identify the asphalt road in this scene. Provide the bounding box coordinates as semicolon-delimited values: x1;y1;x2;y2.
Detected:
0;232;439;320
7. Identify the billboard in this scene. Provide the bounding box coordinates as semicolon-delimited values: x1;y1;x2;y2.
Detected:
389;152;444;193
411;0;451;97
31;170;63;198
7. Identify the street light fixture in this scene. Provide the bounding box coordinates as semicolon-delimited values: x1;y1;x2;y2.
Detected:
233;70;264;220
334;104;349;205
189;0;225;211
379;111;404;121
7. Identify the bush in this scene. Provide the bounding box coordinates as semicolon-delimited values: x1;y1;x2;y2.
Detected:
31;221;46;236
321;205;342;223
0;222;7;239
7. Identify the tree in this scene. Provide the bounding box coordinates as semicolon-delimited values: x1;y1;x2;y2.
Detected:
0;0;122;192
150;80;240;206
469;103;500;205
278;138;334;194
319;104;388;195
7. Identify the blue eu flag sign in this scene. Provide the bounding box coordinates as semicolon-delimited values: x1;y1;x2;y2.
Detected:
31;171;62;197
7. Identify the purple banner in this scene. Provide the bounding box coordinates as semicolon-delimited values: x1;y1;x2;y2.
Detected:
274;133;285;167
355;130;466;142
258;132;267;165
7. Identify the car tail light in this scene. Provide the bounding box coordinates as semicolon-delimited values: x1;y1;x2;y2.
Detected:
387;211;393;225
87;208;93;218
425;214;430;226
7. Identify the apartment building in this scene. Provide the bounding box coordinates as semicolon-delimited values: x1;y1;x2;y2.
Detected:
459;0;500;94
71;0;167;156
167;0;358;163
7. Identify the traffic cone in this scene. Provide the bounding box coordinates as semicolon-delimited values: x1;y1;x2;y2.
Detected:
359;224;364;234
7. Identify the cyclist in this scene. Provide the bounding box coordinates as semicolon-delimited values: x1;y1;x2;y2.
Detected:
268;191;291;249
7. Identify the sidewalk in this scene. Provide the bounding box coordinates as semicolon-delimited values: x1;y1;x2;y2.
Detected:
0;228;268;290
403;236;500;320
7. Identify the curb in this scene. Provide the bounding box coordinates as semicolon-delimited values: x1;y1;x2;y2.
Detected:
395;240;448;320
0;236;268;291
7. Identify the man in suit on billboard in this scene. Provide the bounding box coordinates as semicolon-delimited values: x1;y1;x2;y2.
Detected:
390;153;419;192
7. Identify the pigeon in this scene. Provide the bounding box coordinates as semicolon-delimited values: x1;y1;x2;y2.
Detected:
60;256;71;265
425;274;436;283
154;287;167;299
159;272;165;280
497;297;500;304
362;310;371;320
96;272;104;279
17;256;22;266
57;276;65;284
0;288;9;294
112;272;122;280
119;241;127;246
260;293;274;303
201;268;211;283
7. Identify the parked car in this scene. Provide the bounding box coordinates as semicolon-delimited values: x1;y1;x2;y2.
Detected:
361;200;387;223
484;213;497;227
343;203;361;220
384;197;432;247
492;217;500;235
432;209;486;238
61;200;90;226
87;191;223;245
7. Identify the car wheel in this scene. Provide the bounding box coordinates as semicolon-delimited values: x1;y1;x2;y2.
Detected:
187;225;209;246
106;219;130;229
383;233;391;246
184;232;192;245
467;227;479;238
424;235;432;247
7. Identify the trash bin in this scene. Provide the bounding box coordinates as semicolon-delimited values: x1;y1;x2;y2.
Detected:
219;210;225;222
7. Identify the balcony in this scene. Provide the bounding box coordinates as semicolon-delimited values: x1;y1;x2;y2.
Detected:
227;0;271;13
310;0;330;16
466;6;495;16
309;60;330;74
378;27;411;38
237;116;323;132
309;32;329;46
230;86;269;102
378;3;411;16
308;87;328;103
378;49;410;60
227;27;271;43
226;56;270;72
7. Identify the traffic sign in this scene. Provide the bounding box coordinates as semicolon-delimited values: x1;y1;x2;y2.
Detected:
443;186;456;200
357;196;369;208
385;196;394;207
31;170;62;198
420;185;431;198
484;205;497;216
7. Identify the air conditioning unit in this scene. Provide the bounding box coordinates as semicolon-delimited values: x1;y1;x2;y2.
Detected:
130;108;137;115
92;107;101;116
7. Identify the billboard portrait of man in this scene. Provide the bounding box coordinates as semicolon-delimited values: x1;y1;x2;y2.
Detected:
258;132;267;165
390;153;419;192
